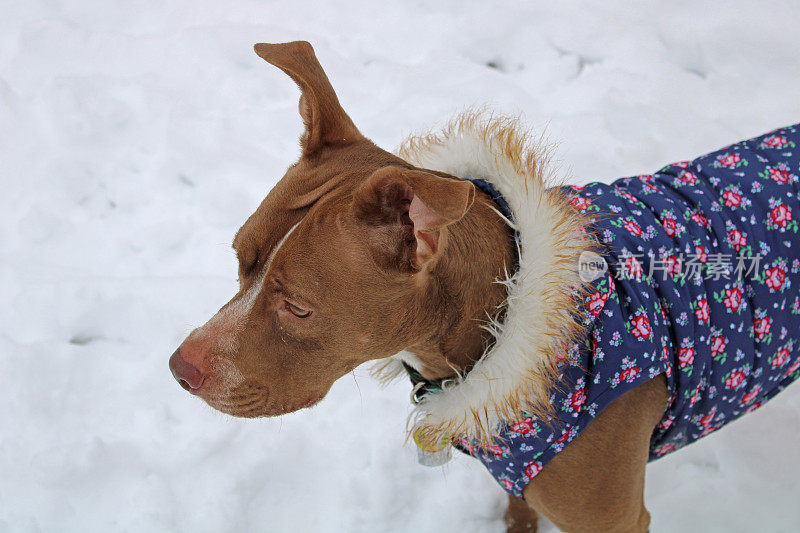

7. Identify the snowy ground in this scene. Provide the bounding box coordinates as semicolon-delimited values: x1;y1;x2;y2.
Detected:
2;1;800;532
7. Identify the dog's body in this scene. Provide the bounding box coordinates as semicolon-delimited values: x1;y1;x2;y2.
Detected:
405;120;800;499
169;42;800;532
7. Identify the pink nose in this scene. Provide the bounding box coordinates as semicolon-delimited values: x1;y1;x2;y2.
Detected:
169;348;205;392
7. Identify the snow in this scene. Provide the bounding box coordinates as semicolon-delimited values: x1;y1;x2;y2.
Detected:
2;1;800;531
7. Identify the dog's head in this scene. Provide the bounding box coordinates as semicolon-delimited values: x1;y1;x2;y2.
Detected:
169;41;487;417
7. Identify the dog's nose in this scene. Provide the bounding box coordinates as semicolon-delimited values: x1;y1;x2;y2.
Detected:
169;348;205;392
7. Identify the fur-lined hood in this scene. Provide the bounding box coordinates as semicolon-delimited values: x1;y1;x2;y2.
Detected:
375;112;596;445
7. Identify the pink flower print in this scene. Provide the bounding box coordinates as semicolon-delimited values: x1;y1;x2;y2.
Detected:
678;347;695;368
509;418;534;435
679;170;698;184
501;478;514;491
768;166;790;183
625;256;643;279
710;335;728;358
524;461;543;479
770;204;792;227
653;445;676;455
717;153;741;168
570;196;591;210
728;229;747;251
587;291;609;316
555;426;574;444
694;298;710;324
725;370;747;390
457;437;476;456
699;425;719;437
772;347;790;368
753;316;771;340
722;190;742;208
741;386;762;405
764;135;788;148
664;255;681;277
570;388;587;412
786;358;800;377
619;366;641;382
485;445;506;459
745;401;763;414
623;219;642;236
689;388;702;406
662;217;677;237
695;245;708;263
630;314;652;339
690;211;709;227
765;266;786;291
724;287;742;311
698;411;716;428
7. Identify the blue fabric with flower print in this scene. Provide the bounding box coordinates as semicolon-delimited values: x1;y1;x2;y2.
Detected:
460;123;800;498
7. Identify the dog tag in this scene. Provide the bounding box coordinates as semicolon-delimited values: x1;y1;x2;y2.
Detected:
413;428;453;467
416;444;452;466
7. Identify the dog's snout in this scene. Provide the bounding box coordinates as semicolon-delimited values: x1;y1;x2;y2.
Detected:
169;348;205;392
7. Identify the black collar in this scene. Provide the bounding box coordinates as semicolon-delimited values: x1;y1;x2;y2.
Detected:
402;177;518;402
403;362;455;404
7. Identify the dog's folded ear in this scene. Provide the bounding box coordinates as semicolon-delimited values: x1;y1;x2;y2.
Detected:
254;41;362;154
352;166;475;271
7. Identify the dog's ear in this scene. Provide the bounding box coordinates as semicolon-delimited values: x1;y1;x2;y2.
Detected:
254;41;362;155
352;166;475;271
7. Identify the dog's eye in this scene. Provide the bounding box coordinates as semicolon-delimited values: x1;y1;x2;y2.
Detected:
285;301;312;318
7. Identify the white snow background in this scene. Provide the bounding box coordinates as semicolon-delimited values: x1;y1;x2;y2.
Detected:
2;1;800;532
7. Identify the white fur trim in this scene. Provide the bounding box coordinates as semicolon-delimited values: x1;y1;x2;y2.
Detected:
380;112;594;444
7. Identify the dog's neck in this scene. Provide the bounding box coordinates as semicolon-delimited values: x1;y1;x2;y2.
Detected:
379;112;592;443
405;191;516;380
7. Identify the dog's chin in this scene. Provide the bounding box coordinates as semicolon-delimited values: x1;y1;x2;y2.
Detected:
205;393;325;418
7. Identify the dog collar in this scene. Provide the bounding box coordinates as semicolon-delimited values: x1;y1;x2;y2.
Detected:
464;177;520;272
402;176;520;402
403;361;455;403
466;177;514;224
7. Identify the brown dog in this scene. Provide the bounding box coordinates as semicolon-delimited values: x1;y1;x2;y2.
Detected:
169;41;669;532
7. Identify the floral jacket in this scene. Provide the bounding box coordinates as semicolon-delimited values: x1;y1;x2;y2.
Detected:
460;123;800;498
